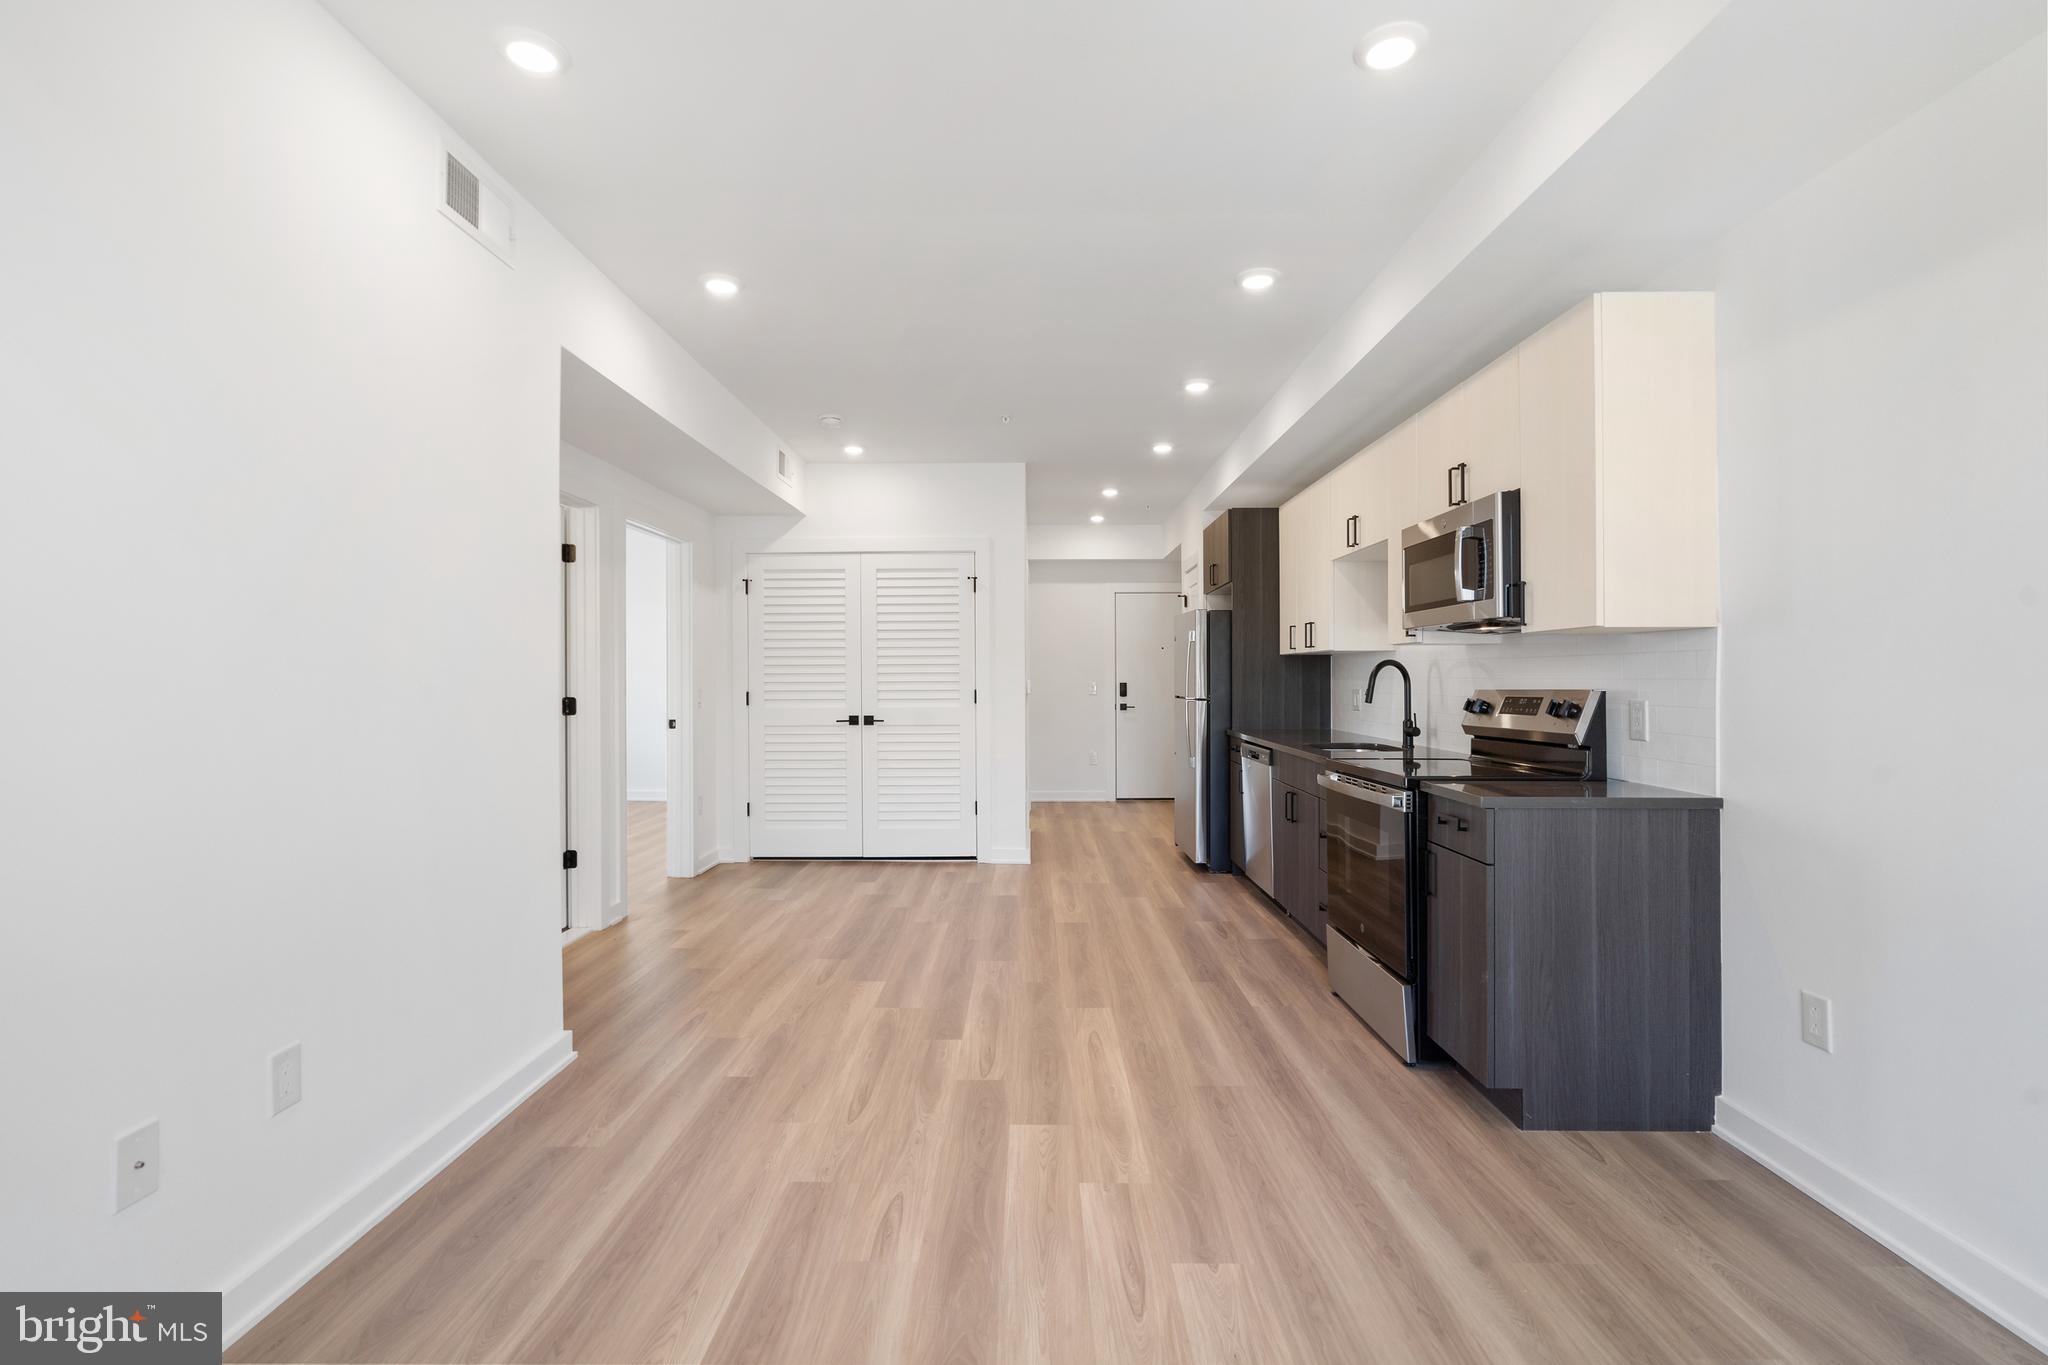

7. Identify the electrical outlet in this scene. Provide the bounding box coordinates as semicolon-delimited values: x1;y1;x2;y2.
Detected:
1348;688;1362;711
1799;991;1834;1052
1627;699;1650;742
115;1121;159;1212
1088;750;1099;766
271;1043;303;1115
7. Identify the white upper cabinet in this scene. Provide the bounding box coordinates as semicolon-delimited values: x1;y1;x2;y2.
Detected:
1274;291;1717;648
1518;294;1717;632
1279;474;1336;653
1412;351;1520;523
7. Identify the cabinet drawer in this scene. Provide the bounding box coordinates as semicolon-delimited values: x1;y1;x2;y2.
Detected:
1426;796;1492;864
1274;751;1322;792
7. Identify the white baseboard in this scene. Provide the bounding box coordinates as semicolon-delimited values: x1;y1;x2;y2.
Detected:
221;1031;577;1349
1030;791;1112;803
1714;1096;2048;1354
626;789;666;803
694;847;724;875
982;845;1032;864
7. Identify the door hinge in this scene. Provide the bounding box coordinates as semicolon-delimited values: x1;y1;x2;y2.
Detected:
974;800;979;814
562;696;577;716
745;690;750;706
972;688;978;703
562;849;578;870
746;801;751;816
561;543;576;563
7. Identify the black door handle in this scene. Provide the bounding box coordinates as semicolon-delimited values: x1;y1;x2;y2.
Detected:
1118;703;1134;711
835;715;859;725
862;715;883;725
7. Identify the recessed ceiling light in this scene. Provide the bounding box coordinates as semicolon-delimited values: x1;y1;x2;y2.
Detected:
1102;487;1119;498
701;273;740;300
842;444;864;457
502;34;567;75
1238;268;1280;293
818;414;843;429
1356;22;1427;72
1090;514;1105;524
1152;442;1174;456
1183;379;1211;395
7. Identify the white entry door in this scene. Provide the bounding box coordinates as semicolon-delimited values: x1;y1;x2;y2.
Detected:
747;554;864;857
860;553;977;857
1114;592;1180;798
747;551;976;858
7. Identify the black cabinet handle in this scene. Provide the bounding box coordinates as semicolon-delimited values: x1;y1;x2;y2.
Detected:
1208;563;1218;587
1289;624;1297;650
1284;790;1296;823
1305;622;1316;649
1447;464;1455;508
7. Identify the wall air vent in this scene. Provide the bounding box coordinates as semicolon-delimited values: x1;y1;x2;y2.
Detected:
777;449;792;483
437;145;515;265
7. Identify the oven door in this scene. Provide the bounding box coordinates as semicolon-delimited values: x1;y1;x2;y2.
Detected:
1316;771;1414;980
1401;491;1521;631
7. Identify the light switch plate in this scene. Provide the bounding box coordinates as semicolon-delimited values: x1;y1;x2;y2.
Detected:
271;1043;303;1115
1800;991;1834;1052
115;1121;159;1212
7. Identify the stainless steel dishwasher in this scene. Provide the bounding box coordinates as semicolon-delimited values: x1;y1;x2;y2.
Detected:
1239;743;1274;896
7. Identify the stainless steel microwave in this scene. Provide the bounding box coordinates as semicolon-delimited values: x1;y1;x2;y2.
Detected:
1401;489;1524;632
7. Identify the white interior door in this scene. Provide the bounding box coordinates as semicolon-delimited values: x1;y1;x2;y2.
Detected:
747;554;863;857
859;553;976;857
1114;592;1180;799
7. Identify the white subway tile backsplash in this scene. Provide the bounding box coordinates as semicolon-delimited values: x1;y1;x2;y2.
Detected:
1328;628;1719;793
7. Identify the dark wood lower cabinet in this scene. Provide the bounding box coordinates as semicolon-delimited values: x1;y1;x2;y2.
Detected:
1227;743;1244;873
1424;842;1490;1082
1422;795;1721;1131
1272;780;1325;943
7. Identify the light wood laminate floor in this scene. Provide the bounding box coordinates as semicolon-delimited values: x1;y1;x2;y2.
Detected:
231;800;2039;1364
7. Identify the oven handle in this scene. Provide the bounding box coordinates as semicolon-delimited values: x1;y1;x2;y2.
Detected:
1315;771;1411;812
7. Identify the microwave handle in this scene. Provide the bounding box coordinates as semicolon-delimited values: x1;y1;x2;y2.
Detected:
1452;525;1488;599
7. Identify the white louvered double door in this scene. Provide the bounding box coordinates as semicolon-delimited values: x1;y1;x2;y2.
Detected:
747;552;977;859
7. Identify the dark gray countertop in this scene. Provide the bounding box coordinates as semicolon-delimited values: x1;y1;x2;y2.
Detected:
1227;727;1452;763
1423;779;1723;810
1230;726;1721;809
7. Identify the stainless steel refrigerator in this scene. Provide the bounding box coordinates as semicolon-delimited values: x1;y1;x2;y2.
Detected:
1173;608;1231;869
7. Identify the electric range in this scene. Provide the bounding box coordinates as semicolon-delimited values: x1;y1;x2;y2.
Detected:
1318;689;1605;1062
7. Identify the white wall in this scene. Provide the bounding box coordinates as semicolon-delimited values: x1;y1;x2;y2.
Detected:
725;463;1033;861
1691;39;2048;1345
1329;631;1719;792
0;1;785;1340
624;527;669;801
1028;559;1181;801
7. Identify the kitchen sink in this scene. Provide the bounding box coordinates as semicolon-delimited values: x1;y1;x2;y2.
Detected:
1319;744;1402;756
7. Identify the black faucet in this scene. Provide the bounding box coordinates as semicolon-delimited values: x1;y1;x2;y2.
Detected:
1365;659;1422;764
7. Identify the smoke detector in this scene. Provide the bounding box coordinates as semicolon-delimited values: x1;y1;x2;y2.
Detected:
818;414;844;430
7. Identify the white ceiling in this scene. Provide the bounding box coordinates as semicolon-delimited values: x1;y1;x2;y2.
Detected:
319;0;1606;525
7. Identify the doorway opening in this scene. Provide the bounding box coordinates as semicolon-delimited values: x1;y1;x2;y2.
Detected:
626;524;695;911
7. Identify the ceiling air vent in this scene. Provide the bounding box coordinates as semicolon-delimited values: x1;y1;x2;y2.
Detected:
437;145;515;265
